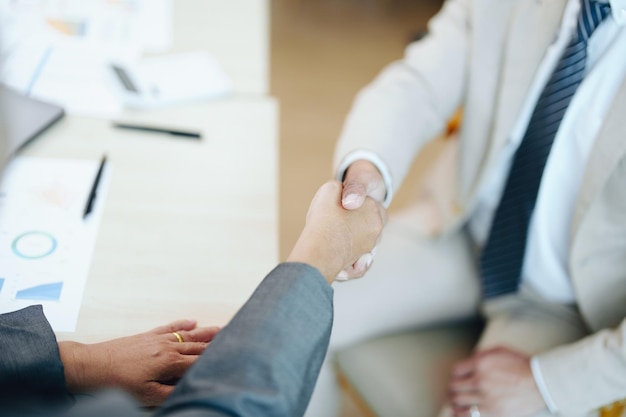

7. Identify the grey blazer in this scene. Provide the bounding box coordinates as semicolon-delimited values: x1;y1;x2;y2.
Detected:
0;263;333;417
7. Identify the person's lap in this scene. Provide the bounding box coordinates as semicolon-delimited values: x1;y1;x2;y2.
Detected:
437;284;592;417
330;216;482;350
307;213;592;417
479;284;589;353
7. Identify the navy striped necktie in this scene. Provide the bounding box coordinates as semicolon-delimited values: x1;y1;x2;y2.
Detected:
479;0;612;299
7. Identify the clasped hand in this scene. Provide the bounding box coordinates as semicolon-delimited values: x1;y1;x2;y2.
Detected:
448;346;547;417
336;160;388;280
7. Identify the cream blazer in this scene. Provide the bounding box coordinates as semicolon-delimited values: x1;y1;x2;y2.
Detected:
334;0;626;413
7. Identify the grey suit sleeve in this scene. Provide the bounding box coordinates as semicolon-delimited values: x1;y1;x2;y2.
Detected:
0;305;73;411
156;262;334;417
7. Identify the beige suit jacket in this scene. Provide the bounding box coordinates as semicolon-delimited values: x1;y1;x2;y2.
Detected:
334;0;626;413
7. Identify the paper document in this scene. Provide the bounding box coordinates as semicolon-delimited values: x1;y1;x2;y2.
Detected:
0;157;111;332
0;0;173;118
111;51;234;109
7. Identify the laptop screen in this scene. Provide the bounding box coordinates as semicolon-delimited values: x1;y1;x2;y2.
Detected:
0;83;64;156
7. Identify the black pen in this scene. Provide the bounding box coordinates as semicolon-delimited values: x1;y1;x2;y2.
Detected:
112;122;202;139
83;155;107;219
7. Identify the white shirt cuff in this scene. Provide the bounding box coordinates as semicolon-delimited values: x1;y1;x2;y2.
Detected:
530;356;559;415
335;149;393;207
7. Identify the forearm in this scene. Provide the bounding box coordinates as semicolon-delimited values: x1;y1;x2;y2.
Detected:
58;341;111;394
156;263;334;417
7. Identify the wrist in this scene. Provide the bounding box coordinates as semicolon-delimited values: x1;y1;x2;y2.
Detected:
286;229;344;284
346;159;380;175
337;151;392;206
530;356;559;414
58;341;110;393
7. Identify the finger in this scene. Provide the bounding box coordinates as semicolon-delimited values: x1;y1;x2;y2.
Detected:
182;326;221;343
175;341;209;356
167;326;220;344
451;404;481;417
452;356;476;377
352;252;374;276
163;355;199;379
341;181;367;210
449;373;478;394
170;331;185;343
336;252;374;281
152;319;198;335
142;382;176;406
449;391;483;410
336;269;350;282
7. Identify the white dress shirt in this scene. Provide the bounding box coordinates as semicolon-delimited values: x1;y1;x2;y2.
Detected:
469;0;626;304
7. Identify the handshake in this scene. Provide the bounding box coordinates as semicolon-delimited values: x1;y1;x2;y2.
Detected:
287;178;387;286
51;176;386;411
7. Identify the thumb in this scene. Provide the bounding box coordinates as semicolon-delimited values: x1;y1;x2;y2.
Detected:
341;180;367;210
451;355;477;377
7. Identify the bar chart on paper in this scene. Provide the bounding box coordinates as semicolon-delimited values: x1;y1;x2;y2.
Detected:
0;157;110;331
11;230;63;301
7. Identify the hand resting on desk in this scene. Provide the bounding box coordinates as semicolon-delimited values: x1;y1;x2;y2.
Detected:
58;319;220;406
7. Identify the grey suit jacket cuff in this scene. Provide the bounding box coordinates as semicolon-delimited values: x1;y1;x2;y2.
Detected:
157;262;334;417
0;305;72;412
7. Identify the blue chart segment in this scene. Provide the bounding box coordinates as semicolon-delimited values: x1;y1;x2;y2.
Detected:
16;282;63;301
0;278;4;293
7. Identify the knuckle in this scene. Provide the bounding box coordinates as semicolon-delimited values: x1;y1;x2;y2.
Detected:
344;181;365;193
166;350;180;362
152;348;178;363
150;345;167;358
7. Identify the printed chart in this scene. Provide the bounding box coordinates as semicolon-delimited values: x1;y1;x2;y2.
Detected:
0;157;110;331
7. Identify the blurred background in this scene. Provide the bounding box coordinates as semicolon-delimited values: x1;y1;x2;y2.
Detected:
272;0;443;261
0;0;445;263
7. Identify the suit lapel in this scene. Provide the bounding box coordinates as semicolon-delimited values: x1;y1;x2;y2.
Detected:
572;77;626;240
468;0;569;199
490;0;567;146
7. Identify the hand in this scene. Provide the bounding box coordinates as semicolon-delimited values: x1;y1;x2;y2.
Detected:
59;319;220;406
338;160;387;279
341;160;387;210
287;180;385;284
448;346;547;417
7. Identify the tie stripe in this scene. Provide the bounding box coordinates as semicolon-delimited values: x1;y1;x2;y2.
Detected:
479;0;611;298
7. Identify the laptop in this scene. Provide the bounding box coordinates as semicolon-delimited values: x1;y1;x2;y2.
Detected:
0;83;65;155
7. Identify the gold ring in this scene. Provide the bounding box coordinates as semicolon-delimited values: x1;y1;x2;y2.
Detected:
172;331;184;343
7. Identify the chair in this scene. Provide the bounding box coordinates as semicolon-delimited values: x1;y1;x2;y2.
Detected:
335;319;483;417
336;333;624;417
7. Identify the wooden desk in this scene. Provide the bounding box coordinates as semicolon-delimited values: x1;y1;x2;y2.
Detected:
19;98;278;343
